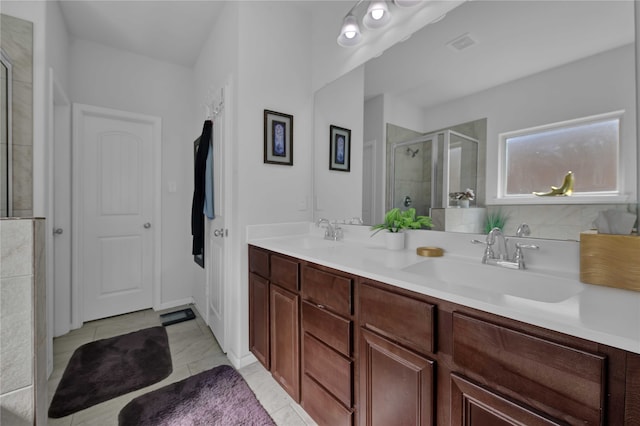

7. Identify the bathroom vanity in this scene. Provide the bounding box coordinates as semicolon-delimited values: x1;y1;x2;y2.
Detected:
248;228;640;425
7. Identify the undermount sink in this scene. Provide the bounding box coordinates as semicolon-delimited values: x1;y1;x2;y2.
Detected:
401;258;584;303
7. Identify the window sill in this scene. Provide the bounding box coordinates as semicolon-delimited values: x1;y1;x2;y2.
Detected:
488;194;634;205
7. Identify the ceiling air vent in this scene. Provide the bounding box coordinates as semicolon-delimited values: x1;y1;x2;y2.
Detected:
447;33;477;52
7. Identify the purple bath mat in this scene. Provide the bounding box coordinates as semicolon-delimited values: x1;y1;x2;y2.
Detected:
49;326;172;418
118;364;276;426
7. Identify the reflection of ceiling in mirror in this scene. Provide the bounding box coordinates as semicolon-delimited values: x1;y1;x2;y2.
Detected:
364;0;634;109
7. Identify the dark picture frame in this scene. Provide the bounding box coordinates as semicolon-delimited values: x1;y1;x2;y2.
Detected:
264;110;293;165
329;125;351;172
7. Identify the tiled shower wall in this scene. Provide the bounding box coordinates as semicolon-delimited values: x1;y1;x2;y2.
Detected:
0;218;46;425
1;14;33;217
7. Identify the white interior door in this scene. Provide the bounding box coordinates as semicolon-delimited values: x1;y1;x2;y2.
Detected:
73;104;161;323
207;102;227;351
52;77;71;337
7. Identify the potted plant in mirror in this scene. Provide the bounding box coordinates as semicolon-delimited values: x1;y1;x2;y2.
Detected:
449;188;475;208
371;208;433;250
484;209;508;234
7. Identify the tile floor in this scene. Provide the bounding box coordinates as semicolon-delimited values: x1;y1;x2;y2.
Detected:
47;305;317;426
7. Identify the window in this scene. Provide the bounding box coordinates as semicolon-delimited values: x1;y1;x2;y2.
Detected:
499;111;623;201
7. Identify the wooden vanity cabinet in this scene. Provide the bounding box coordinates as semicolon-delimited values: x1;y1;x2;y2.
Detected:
249;246;270;369
248;246;301;401
300;264;356;426
358;280;437;426
249;246;640;425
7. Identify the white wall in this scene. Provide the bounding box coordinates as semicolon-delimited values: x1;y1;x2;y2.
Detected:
45;1;69;92
364;95;384;225
234;1;313;366
420;44;637;204
193;1;314;366
69;38;198;308
384;93;428;134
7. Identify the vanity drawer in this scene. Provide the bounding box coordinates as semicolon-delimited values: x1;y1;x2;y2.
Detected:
303;333;353;407
271;254;299;292
302;374;353;426
302;301;351;356
359;282;436;355
248;246;270;279
452;312;606;425
301;265;353;317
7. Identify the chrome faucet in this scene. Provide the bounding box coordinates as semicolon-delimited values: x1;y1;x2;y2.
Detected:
316;218;343;241
489;227;510;261
471;226;539;270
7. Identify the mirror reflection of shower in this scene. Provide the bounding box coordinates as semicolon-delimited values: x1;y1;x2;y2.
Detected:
1;48;12;217
390;129;478;218
406;147;419;158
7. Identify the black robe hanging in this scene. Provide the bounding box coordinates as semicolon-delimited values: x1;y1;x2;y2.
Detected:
191;120;212;258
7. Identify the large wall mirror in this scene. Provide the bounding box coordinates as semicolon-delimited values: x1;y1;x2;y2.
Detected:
313;0;637;241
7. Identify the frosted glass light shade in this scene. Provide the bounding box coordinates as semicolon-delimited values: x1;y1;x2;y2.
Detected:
363;1;391;29
393;0;421;7
337;14;362;47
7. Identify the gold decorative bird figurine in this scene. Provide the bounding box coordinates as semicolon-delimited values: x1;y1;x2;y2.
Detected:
533;171;574;196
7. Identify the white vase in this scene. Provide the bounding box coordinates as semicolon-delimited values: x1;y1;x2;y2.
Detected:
458;199;470;208
385;231;405;250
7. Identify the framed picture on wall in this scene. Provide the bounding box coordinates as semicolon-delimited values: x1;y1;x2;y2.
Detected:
264;110;293;165
329;125;351;172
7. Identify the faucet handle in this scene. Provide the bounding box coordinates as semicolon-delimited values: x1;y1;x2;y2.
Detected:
515;242;539;250
471;239;494;264
514;242;539;269
516;223;531;237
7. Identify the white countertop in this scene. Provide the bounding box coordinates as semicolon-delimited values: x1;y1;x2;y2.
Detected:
247;222;640;354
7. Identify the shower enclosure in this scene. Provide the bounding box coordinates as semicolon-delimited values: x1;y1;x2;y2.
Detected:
1;48;12;217
389;130;479;217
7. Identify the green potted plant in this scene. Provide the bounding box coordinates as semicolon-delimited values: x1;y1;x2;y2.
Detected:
371;208;433;250
484;209;508;234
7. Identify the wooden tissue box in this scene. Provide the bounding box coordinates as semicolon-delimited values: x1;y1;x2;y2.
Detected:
580;231;640;291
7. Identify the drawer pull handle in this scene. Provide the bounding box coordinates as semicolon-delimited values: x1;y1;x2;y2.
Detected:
317;304;326;309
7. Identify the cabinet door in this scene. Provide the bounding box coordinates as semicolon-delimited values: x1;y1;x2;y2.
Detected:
360;328;435;426
248;245;269;278
249;272;270;369
451;374;562;426
271;284;300;402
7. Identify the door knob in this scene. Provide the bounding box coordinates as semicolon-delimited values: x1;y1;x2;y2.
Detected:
143;223;151;229
54;228;63;235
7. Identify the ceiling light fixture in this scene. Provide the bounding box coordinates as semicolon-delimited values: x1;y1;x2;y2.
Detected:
337;13;363;47
338;0;420;48
393;0;421;7
363;1;391;29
